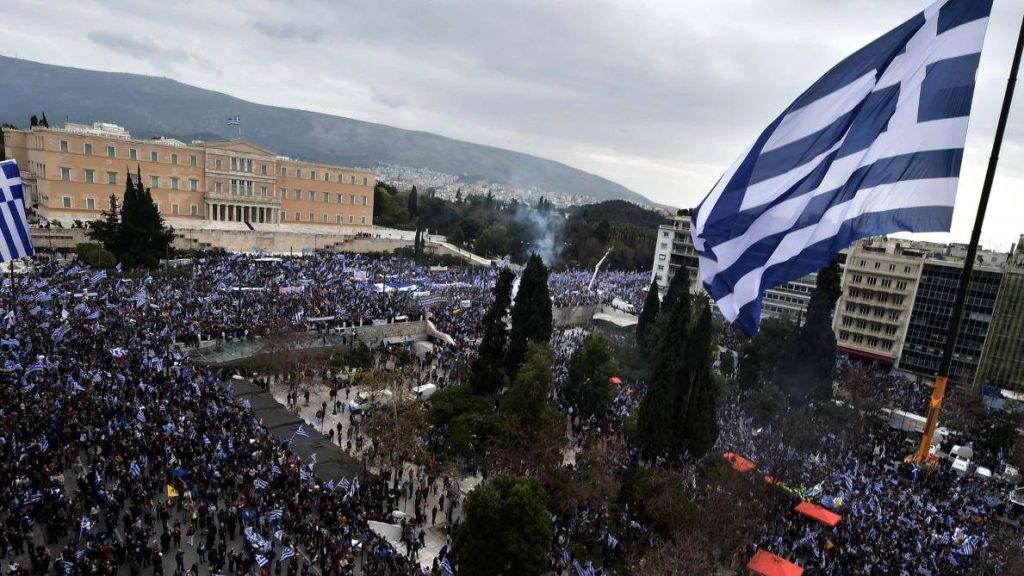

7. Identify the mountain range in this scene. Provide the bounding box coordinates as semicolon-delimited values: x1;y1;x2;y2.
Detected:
0;55;649;205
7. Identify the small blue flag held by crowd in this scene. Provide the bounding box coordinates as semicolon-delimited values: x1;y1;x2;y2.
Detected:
0;159;35;262
691;0;992;335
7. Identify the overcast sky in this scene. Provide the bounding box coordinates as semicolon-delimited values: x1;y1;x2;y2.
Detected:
3;0;1022;248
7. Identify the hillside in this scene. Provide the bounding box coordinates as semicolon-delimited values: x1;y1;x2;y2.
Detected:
0;56;649;205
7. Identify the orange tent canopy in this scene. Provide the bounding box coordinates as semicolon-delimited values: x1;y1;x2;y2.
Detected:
609;376;623;385
747;549;804;576
723;451;756;473
794;501;843;527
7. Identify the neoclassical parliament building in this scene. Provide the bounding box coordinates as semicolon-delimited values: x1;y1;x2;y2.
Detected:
2;121;375;229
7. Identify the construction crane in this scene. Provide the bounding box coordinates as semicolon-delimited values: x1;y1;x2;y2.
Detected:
587;247;613;292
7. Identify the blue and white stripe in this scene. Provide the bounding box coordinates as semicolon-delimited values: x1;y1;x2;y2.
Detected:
0;160;35;262
692;0;991;335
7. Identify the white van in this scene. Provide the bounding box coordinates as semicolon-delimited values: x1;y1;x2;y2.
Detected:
348;389;393;413
412;383;438;400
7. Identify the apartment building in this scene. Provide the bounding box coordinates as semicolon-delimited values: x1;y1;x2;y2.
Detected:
833;239;926;366
976;263;1024;392
2;122;375;228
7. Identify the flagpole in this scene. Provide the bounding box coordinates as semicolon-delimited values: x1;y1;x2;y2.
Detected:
914;14;1024;463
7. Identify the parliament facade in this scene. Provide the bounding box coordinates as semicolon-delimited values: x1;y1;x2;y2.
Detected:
3;122;375;228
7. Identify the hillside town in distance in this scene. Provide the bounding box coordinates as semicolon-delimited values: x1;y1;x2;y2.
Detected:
1;1;1023;575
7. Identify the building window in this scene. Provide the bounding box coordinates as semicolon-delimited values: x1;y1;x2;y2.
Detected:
246;159;253;173
86;198;96;210
336;215;342;224
874;262;880;270
350;175;356;184
60;167;71;181
308;212;314;221
337;193;343;204
107;145;116;158
84;142;93;155
295;212;301;221
84;169;95;183
338;173;345;183
280;188;287;199
261;186;268;198
130;148;138;160
191;204;198;216
170;203;178;215
190;155;197;167
62;196;72;208
296;168;302;179
363;177;368;185
59;140;69;153
281;166;288;177
216;158;223;169
323;192;329;203
149;151;158;162
169;153;178;165
231;180;238;194
150;176;159;189
171;177;180;190
261;164;268;175
107;171;117;185
904;265;912;273
323;213;328;222
190;179;199;192
310;170;317;180
215;182;223;193
349;194;355;204
362;196;368;206
324;172;330;182
361;216;367;224
231;157;238;171
896;280;907;290
295;190;302;201
349;215;354;224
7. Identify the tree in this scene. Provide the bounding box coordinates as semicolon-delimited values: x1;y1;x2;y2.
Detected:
505;253;553;379
469;269;515;396
474;223;510;257
502;343;557;430
454;475;552;576
87;194;120;249
661;266;690;313
564;331;616;421
637;280;691;460
448;224;466;246
774;258;841;401
112;167;174;268
407;185;419;219
636;279;660;348
679;304;718;458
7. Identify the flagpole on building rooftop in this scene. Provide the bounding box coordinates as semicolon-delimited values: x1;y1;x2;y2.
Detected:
914;15;1024;463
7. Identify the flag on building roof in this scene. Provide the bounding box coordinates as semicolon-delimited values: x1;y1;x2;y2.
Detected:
691;0;992;335
0;160;35;262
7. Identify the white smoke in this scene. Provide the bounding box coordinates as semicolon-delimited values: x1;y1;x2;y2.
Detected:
515;204;564;265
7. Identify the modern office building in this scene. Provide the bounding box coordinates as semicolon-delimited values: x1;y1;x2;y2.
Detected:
974;246;1024;392
898;257;1003;388
833;239;927;366
3;121;375;228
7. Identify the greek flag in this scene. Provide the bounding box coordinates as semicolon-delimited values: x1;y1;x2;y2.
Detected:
24;359;44;378
0;160;35;262
39;437;49;452
269;508;283;521
90;270;107;284
309;453;318;469
130;461;141;478
254;478;269;490
691;0;992;335
254;554;268;568
337;478;350;492
80;516;92;533
24;491;42;504
294;425;309;438
607;533;618;549
279;547;295;562
136;408;147;423
440;556;454;575
327;479;335;492
954;534;978;556
227;115;241;126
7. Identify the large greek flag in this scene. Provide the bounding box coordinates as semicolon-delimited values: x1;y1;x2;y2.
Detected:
692;0;991;335
0;159;34;262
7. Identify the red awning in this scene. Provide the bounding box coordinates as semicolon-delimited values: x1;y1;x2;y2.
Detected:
747;549;804;576
794;501;843;527
723;451;756;473
609;376;623;385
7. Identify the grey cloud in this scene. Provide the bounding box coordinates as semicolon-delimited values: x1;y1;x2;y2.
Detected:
87;29;219;74
87;30;163;56
251;21;323;43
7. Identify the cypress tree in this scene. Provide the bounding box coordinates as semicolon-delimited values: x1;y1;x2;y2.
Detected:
661;266;690;313
469;268;515;396
636;279;660;348
637;280;691;461
680;303;718;457
113;166;173;268
505;253;552;379
408;186;419;220
774;258;841;401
